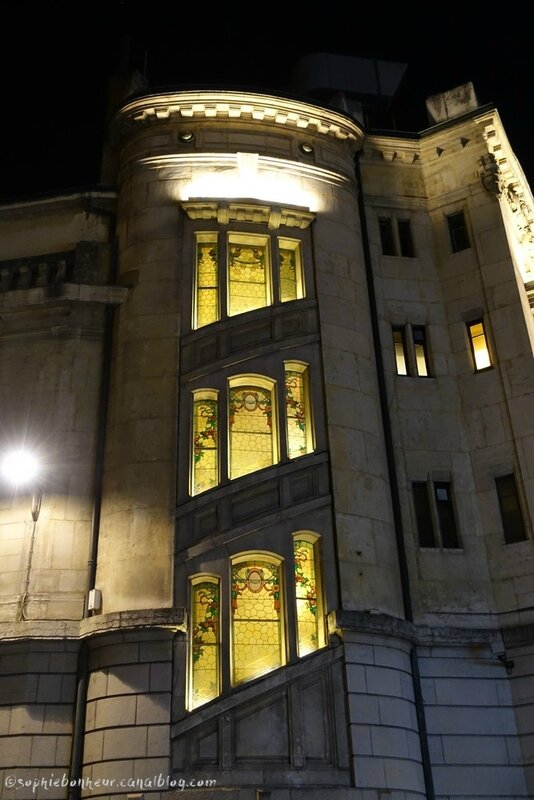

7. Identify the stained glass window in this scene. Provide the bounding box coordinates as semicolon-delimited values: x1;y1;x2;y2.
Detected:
194;235;218;328
278;238;304;303
191;391;218;495
229;380;276;479
228;235;270;317
190;577;220;709
294;538;323;656
231;558;284;685
284;364;312;459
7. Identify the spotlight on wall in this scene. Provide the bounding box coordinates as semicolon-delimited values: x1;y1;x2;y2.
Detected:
178;130;195;144
298;142;314;155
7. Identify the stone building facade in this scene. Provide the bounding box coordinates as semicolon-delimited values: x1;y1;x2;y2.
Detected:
0;71;533;800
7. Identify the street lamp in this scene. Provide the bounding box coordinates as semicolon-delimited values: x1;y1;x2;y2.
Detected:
1;447;42;520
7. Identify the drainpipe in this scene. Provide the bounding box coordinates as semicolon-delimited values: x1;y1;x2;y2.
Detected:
354;150;435;800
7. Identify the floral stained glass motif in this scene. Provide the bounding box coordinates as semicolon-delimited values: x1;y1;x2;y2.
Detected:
195;240;218;328
192;394;218;494
228;243;268;317
190;579;220;709
294;539;321;656
278;240;303;303
285;368;309;459
231;559;283;684
229;385;274;479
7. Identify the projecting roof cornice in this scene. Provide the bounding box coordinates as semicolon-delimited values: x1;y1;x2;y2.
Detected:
113;90;364;144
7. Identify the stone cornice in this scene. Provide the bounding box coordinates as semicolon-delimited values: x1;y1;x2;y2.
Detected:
181;199;315;230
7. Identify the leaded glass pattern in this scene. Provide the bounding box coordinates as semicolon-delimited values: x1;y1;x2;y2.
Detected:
231;559;283;684
285;368;308;459
294;540;320;656
229;385;275;479
278;239;303;302
228;242;268;316
190;579;220;709
192;393;218;494
195;240;218;328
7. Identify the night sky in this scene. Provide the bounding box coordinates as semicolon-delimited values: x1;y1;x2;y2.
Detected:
2;3;533;200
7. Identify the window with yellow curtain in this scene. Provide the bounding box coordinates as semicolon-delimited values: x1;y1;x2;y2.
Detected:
228;378;277;479
189;577;220;710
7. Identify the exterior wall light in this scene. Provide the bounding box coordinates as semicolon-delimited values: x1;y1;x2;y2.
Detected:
1;447;42;521
299;142;314;155
178;130;195;144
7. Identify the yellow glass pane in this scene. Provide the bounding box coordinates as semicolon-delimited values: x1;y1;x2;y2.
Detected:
469;323;491;370
228;243;268;316
414;344;428;377
232;560;283;684
229;386;274;479
285;369;309;459
190;580;219;709
294;540;321;656
192;396;218;494
195;242;218;328
394;342;408;375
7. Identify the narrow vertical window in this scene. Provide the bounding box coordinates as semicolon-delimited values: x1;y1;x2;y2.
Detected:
231;557;284;685
397;219;415;257
194;235;219;328
495;474;527;543
284;363;313;459
191;391;218;495
412;326;430;377
228;234;270;317
190;577;220;709
294;537;324;656
434;482;459;548
447;211;470;253
278;238;304;303
379;217;396;255
393;327;408;375
229;379;277;479
412;482;436;547
468;319;492;371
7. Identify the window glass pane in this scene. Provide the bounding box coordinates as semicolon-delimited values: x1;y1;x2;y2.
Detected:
468;320;491;371
192;393;218;495
412;482;436;547
412;326;429;377
231;559;283;684
379;217;396;255
393;328;408;375
279;239;304;303
190;579;220;709
195;238;218;328
229;385;275;479
434;482;460;548
294;539;322;655
285;367;311;459
447;211;470;253
228;240;269;316
495;474;527;543
397;219;415;257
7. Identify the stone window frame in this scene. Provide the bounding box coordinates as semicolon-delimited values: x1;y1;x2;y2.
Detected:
495;473;528;544
391;323;433;377
446;208;471;253
411;477;461;549
466;317;493;372
378;214;416;258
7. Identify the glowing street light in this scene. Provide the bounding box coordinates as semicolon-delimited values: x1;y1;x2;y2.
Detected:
1;448;40;488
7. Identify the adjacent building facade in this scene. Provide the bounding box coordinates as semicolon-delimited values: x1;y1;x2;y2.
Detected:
0;65;533;799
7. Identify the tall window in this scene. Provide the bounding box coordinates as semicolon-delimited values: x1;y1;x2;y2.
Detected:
412;480;460;548
434;482;459;548
392;327;408;375
194;235;219;328
447;211;470;252
293;535;324;656
379;217;415;257
412;482;436;547
284;363;313;459
191;391;218;495
279;238;304;302
412;326;430;377
231;556;284;685
229;378;277;480
467;319;492;371
189;577;220;710
495;474;527;543
228;234;270;317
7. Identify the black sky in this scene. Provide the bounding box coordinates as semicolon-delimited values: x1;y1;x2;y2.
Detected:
2;3;533;200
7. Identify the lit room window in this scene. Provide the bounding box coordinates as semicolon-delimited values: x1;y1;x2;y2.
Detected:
293;535;324;656
412;326;430;376
467;319;492;371
447;210;470;252
412;480;460;548
194;234;219;328
278;238;304;302
189;576;220;710
191;390;219;495
229;377;277;479
495;474;527;544
392;327;408;375
228;233;270;317
284;363;313;459
231;556;284;685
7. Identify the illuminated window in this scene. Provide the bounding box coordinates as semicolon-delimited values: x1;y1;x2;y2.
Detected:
412;326;430;377
194;234;219;328
467;319;492;371
279;238;304;302
191;391;218;495
284;363;313;459
189;577;220;709
293;535;324;656
447;211;470;253
229;377;277;480
231;556;284;685
392;327;408;375
228;234;270;317
412;480;460;548
495;474;527;544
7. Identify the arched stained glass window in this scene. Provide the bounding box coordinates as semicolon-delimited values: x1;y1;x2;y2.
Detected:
228;234;270;317
191;390;218;495
285;363;313;460
229;378;277;479
293;535;324;656
231;556;284;685
194;234;219;328
189;576;220;709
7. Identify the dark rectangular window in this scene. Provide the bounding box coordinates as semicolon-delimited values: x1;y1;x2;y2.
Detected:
434;482;459;548
412;482;436;547
412;326;430;377
392;327;408;375
447;211;470;253
495;474;527;543
397;219;415;257
379;217;396;256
